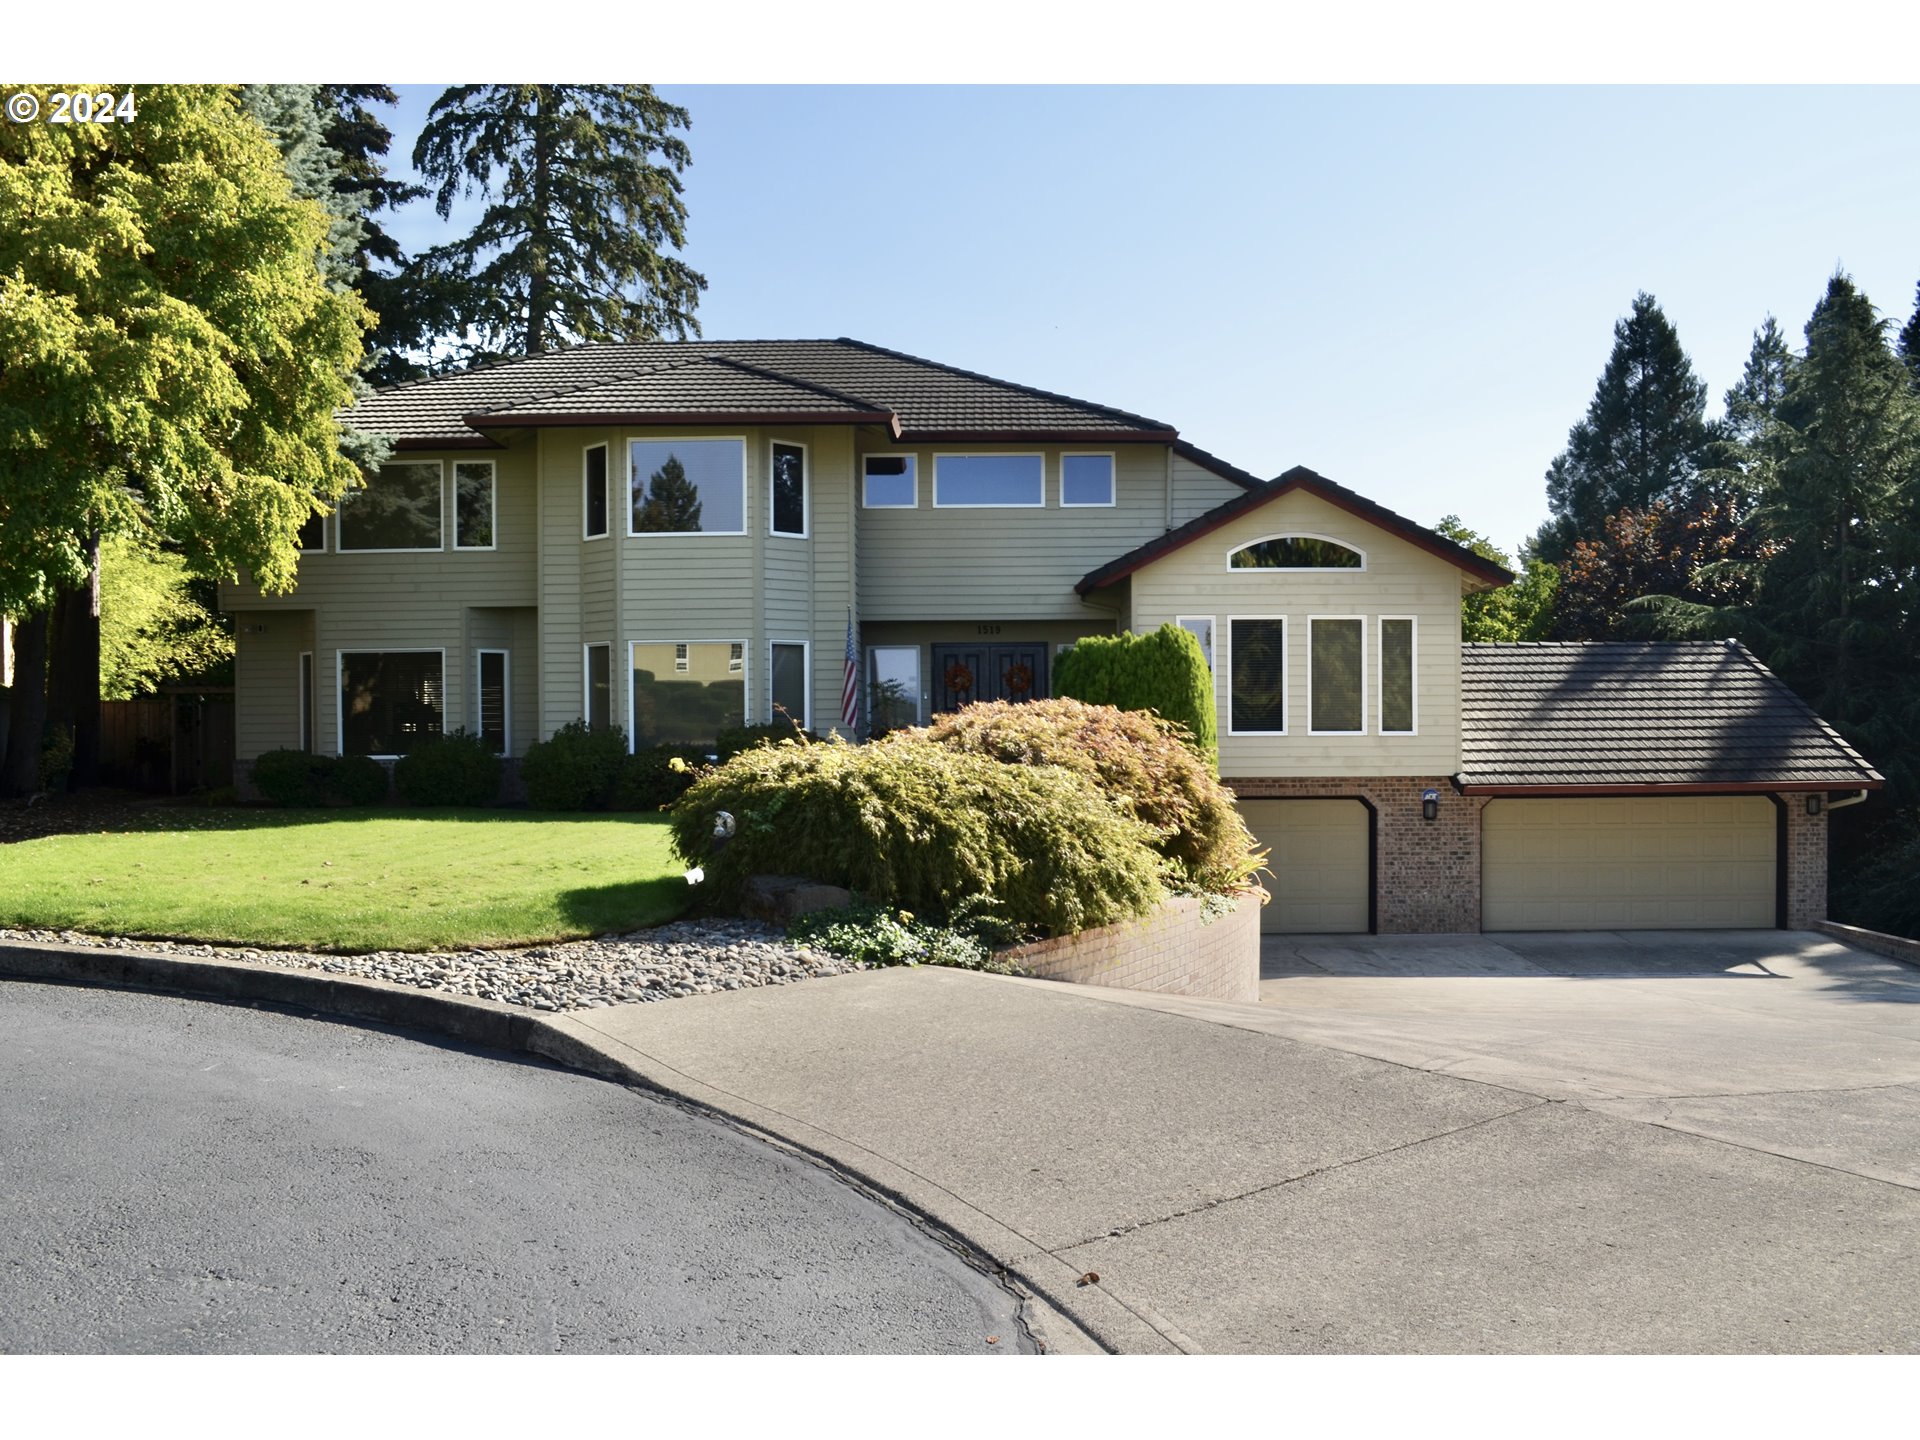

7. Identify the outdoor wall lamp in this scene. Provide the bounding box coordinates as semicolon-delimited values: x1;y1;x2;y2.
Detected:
1421;788;1440;823
1806;795;1823;817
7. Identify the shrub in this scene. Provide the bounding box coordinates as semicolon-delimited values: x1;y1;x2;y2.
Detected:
716;721;818;762
1054;622;1217;765
788;902;1024;975
614;744;712;811
393;729;501;807
669;733;1165;937
37;725;75;793
250;748;335;807
922;698;1259;893
520;720;628;810
331;754;391;806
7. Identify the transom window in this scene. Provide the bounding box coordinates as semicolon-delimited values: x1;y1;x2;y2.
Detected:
863;455;917;508
1229;535;1365;570
1060;453;1116;507
454;461;496;549
1228;618;1286;735
934;454;1044;508
631;641;747;747
771;442;807;536
629;439;746;535
1309;618;1365;734
339;650;443;756
339;461;443;551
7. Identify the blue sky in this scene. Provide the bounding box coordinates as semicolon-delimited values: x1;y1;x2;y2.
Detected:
378;85;1920;555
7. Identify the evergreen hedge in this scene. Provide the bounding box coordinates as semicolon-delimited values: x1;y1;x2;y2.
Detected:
519;720;628;811
393;729;501;807
1053;623;1217;765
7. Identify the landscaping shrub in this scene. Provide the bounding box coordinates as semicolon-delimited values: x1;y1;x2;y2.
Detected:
519;720;628;810
669;733;1165;937
393;729;501;807
788;902;1024;975
37;725;75;793
331;754;391;806
716;721;817;762
250;748;336;807
614;744;712;811
1054;622;1217;765
922;698;1259;893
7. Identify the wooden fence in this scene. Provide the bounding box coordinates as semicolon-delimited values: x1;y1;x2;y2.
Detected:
99;688;235;793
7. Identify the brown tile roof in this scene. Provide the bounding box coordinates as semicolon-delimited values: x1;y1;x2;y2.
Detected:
343;339;1177;446
1077;464;1514;595
1459;641;1883;792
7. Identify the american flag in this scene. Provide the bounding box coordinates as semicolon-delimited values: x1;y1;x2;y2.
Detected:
841;608;859;732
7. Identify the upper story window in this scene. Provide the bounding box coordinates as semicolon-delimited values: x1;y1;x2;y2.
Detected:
863;455;917;508
296;512;326;552
1309;617;1365;735
1060;453;1116;507
1380;617;1416;734
454;461;496;550
584;444;609;539
1228;617;1286;735
339;461;443;552
629;438;746;535
771;442;807;537
1229;534;1365;570
934;454;1043;508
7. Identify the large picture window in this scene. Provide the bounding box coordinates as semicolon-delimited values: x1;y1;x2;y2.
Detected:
628;439;746;535
1228;618;1286;735
1380;618;1416;735
631;641;746;746
1309;617;1365;734
339;461;443;551
771;442;807;536
339;650;443;756
934;454;1044;508
770;642;808;727
862;455;916;508
455;461;495;549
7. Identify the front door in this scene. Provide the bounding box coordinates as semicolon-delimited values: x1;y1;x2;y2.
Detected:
930;643;1050;712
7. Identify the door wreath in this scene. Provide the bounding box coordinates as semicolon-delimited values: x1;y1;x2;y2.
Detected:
944;661;974;694
1002;661;1034;696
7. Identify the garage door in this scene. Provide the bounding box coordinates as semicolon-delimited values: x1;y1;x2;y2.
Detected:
1482;796;1776;931
1239;799;1370;933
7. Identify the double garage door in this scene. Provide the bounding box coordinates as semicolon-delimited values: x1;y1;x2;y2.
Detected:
1239;794;1778;934
1482;796;1777;931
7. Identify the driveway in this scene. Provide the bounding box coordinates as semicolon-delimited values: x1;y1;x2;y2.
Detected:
1257;930;1920;1189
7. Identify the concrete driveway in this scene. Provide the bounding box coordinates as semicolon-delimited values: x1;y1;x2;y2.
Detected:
1258;930;1920;1188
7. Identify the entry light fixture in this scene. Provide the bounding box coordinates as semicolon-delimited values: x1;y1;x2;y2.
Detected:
1421;788;1440;823
1806;795;1823;817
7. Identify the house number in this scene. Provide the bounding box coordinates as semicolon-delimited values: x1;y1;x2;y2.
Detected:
975;624;1002;636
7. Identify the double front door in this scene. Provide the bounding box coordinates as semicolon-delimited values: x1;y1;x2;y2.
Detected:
929;643;1050;713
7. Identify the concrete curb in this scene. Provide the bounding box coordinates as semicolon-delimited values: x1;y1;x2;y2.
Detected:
0;938;1109;1356
1818;920;1920;970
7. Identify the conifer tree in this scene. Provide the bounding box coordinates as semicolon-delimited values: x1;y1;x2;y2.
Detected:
412;85;706;362
1899;279;1920;390
632;456;704;533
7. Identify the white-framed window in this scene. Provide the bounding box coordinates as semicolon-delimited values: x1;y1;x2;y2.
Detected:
337;648;445;757
628;437;747;535
298;651;314;752
477;649;510;756
338;460;444;552
583;443;610;540
1176;616;1215;669
584;643;612;733
862;454;917;508
866;645;921;737
454;460;496;550
296;512;326;553
1380;616;1417;736
769;640;810;729
1226;616;1286;736
674;642;689;674
1060;452;1116;507
1228;533;1366;571
933;453;1044;508
630;640;748;749
770;440;808;537
1308;616;1367;735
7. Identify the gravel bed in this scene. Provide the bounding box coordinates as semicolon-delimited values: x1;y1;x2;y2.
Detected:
0;919;864;1012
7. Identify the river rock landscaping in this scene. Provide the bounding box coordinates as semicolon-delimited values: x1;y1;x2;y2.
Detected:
0;918;862;1012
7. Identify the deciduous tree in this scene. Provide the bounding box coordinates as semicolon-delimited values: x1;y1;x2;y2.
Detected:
1433;517;1558;642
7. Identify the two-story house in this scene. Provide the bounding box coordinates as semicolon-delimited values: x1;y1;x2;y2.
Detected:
221;339;1881;936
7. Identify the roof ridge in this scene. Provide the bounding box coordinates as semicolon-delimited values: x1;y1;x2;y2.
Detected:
707;354;895;416
362;342;629;398
465;353;717;416
834;337;1176;433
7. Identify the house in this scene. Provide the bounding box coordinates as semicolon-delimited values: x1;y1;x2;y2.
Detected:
219;339;1883;935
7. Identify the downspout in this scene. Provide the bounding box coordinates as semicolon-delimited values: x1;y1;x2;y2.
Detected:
1165;446;1174;531
1824;790;1871;813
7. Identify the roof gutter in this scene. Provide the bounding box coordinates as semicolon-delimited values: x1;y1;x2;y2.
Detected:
1455;780;1885;796
1824;789;1872;811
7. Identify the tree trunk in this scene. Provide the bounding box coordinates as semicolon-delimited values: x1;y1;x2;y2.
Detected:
0;609;50;796
45;534;103;789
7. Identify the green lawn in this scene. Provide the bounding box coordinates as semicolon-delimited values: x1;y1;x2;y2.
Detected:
0;809;690;952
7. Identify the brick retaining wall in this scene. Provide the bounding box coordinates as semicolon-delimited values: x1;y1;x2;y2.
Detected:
999;893;1260;1003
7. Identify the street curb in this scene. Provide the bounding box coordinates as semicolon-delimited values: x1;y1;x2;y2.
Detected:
0;938;1111;1356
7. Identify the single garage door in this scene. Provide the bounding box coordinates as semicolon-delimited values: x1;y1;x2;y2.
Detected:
1239;798;1370;933
1482;796;1776;931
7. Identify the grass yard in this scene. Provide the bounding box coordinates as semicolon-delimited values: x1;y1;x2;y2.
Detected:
0;809;689;952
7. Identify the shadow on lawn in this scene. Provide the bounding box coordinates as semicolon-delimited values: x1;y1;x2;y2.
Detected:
556;876;693;936
93;806;677;838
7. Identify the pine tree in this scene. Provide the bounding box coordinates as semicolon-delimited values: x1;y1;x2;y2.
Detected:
1899;278;1920;390
1534;293;1715;561
412;85;706;362
632;456;704;532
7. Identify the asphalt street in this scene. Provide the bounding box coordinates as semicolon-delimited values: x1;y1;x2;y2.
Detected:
0;980;1028;1354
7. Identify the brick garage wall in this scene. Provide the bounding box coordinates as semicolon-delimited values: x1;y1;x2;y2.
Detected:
1227;775;1484;934
1000;893;1260;1003
1782;795;1827;929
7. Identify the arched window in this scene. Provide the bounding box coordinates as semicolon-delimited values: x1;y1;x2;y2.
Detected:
1228;534;1365;570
